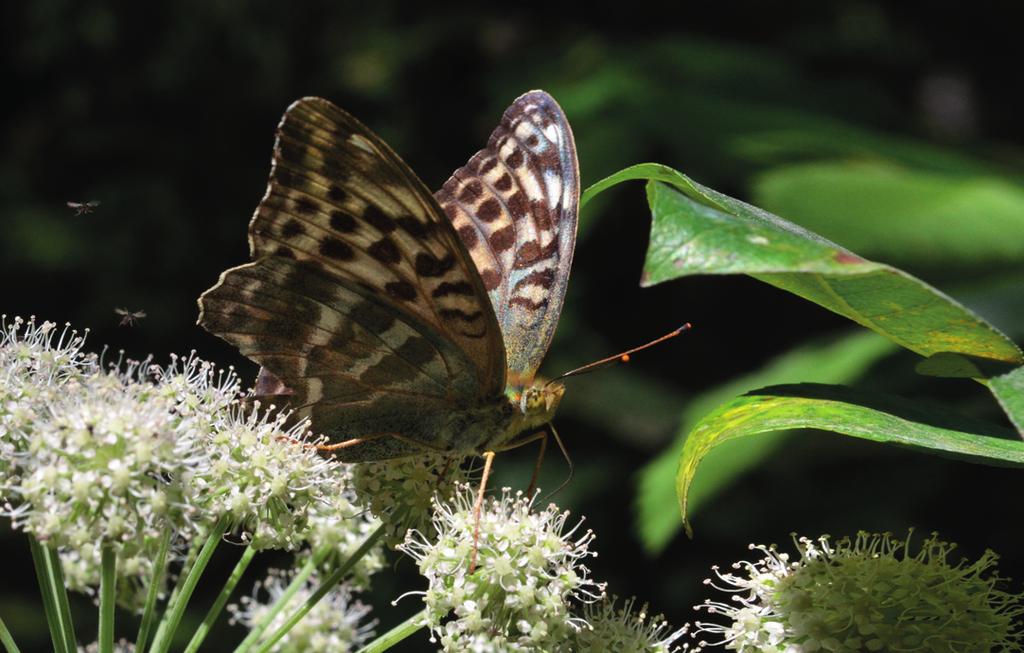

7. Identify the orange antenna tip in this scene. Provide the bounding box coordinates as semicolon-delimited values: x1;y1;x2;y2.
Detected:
546;322;692;386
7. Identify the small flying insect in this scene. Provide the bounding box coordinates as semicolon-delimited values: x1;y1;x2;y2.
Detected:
66;200;101;216
115;308;146;327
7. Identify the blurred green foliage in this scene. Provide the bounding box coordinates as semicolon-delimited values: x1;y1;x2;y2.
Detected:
753;162;1024;267
3;2;1023;650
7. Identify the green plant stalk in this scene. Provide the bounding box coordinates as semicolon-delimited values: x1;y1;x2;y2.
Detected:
182;544;258;653
28;539;67;653
147;531;204;651
134;530;172;653
231;544;333;653
0;615;22;653
253;524;387;653
356;608;427;653
98;546;116;653
46;545;78;653
149;516;228;653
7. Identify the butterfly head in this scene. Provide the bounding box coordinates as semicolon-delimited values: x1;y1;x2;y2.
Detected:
517;382;565;420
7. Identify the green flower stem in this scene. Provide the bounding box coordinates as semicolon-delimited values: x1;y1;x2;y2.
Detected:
231;545;333;653
148;531;204;651
182;544;258;653
253;524;387;653
46;545;78;653
149;516;228;653
28;539;67;653
134;530;172;653
0;615;22;653
356;609;427;653
98;546;116;653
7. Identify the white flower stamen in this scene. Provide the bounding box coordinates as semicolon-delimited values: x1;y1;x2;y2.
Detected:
398;484;605;651
689;531;1024;652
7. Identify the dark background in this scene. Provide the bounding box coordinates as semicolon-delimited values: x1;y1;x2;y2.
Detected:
3;2;1023;650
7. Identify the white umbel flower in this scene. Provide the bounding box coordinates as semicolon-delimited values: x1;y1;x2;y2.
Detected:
1;315;94;487
573;595;688;652
351;452;470;547
398;485;605;652
61;537;172;613
1;316;378;614
302;469;384;590
184;399;341;551
691;531;1024;652
230;568;376;653
9;369;199;547
78;639;135;653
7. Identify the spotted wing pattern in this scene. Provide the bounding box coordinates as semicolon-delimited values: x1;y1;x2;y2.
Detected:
198;97;505;460
436;91;579;386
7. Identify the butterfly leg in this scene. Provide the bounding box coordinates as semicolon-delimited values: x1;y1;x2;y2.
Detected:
469;450;496;573
496;428;568;498
527;431;548;498
433;455;460;494
545;424;574;499
316;432;401;452
497;429;549;497
317;431;457;454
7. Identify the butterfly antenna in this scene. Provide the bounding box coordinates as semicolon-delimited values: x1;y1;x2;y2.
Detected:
546;323;691;388
469;450;497;573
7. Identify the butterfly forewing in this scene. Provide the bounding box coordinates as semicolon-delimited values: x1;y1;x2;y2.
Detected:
254;98;504;389
198;97;506;459
436;91;579;386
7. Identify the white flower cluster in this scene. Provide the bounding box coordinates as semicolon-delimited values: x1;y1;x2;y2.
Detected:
78;639;136;653
399;485;607;652
302;470;385;590
185;399;337;551
230;568;376;653
11;368;200;547
0;316;380;611
1;316;94;486
573;596;688;652
60;531;170;610
691;531;1024;652
352;452;469;547
3;315;690;650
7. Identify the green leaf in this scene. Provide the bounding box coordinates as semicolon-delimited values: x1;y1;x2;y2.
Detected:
635;331;895;554
751;161;1024;266
990;366;1024;436
914;353;1019;379
581;163;1022;372
676;383;1024;536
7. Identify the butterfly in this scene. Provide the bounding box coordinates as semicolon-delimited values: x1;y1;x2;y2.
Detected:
197;91;579;463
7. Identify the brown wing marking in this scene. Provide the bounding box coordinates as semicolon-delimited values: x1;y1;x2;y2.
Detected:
198;97;512;459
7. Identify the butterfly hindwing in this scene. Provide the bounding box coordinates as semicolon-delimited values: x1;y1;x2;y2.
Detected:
200;257;475;460
198;97;506;459
436;91;579;386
